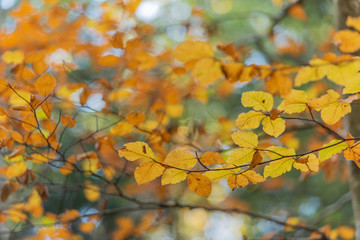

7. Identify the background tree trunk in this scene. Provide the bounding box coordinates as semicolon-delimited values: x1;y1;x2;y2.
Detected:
335;0;360;239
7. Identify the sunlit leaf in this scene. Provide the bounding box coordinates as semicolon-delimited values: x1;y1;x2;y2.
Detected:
188;173;212;198
318;140;348;162
135;161;165;185
35;72;56;96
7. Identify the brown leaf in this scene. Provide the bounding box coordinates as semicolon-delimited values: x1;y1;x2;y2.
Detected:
36;183;49;202
249;151;262;170
1;181;18;202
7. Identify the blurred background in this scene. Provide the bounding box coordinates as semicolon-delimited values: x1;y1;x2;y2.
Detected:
0;0;354;239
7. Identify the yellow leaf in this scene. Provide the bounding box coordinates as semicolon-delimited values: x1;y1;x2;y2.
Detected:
307;89;339;110
343;74;360;94
262;116;285;138
265;146;295;159
165;103;184;118
7;161;27;178
110;121;133;136
108;89;132;101
188;173;212;198
285;217;301;232
321;101;351;125
347;16;360;31
278;89;308;114
227;174;249;189
231;131;258;148
133;51;158;71
84;181;100;202
242;91;273;112
203;168;235;182
334;30;360;53
2;50;24;64
236;111;265;129
227;148;256;165
163;150;196;170
327;60;360;86
35;72;56;96
264;146;295;178
318;140;347;162
191;58;223;86
134;161;165;185
118;142;154;161
295;66;320;86
293;154;319;172
173;41;213;63
264;158;294;178
161;168;187;185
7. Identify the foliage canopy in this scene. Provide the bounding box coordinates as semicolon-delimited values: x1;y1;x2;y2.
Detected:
0;0;359;239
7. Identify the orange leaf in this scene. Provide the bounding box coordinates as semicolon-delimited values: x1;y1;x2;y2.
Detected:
200;152;226;165
61;115;76;128
41;100;52;119
334;30;360;53
35;72;56;96
288;4;307;22
79;222;95;234
125;112;145;126
188;173;212;197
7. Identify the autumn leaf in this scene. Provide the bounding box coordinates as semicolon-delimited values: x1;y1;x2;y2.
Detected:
227;174;249;189
249;151;263;170
346;16;360;31
125;112;145;126
236;111;265;129
7;161;27;178
35;72;56;96
161;168;187;185
118;142;155;161
318;140;347;162
308;90;351;125
2;50;24;64
334;30;360;53
61;115;76;128
84;181;100;202
227;148;256;165
241;91;273;112
278;89;308;114
242;170;265;184
188;173;212;198
203;167;235;182
231;130;258;148
191;58;223;86
134;161;165;185
262;116;285;138
200;152;226;165
173;41;214;64
79;222;95;234
263;146;296;178
163;150;197;170
111;121;133;136
293;154;319;172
